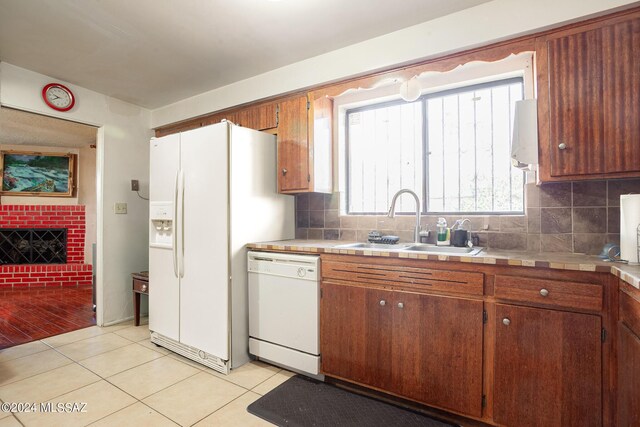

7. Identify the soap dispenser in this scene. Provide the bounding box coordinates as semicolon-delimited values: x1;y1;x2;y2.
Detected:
436;218;450;246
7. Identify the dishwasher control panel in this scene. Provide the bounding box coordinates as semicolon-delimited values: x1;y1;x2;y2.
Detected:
247;252;319;281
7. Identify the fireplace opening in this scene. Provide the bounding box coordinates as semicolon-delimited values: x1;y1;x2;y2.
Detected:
0;228;67;264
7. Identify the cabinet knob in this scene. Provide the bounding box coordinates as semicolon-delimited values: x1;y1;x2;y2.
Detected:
379;300;386;306
141;284;147;292
558;143;567;150
282;168;288;176
397;302;404;309
502;318;511;326
539;288;549;297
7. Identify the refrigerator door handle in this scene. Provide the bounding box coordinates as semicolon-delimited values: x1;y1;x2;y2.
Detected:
172;170;179;278
179;169;185;278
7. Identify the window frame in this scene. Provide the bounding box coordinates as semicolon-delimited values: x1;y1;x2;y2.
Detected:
344;76;525;216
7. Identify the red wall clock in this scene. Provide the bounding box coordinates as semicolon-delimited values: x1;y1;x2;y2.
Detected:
42;83;75;112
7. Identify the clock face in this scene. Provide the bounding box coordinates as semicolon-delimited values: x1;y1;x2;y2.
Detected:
42;83;75;111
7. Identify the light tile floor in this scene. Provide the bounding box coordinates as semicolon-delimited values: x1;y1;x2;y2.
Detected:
0;320;292;426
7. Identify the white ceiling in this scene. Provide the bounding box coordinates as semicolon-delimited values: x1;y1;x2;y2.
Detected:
0;0;490;109
0;108;97;148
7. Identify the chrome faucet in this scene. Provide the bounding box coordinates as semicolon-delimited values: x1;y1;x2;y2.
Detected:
387;189;421;243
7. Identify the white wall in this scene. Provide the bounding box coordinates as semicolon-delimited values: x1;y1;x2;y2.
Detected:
78;145;97;265
151;0;638;128
0;62;152;326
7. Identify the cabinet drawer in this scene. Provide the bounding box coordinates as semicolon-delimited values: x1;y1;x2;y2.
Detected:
322;261;483;296
494;275;602;312
133;279;149;294
620;285;640;337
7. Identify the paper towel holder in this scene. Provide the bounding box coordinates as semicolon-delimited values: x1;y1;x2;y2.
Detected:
637;224;640;265
511;99;538;171
620;193;640;265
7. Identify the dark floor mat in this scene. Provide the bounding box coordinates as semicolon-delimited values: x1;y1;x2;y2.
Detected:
247;375;457;427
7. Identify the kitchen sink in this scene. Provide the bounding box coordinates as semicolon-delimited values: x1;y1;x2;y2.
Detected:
401;244;484;256
332;242;413;250
332;242;484;256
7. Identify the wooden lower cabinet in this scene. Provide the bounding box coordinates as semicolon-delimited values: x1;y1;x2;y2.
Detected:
391;291;484;417
618;284;640;426
321;281;484;417
618;323;640;426
320;283;393;390
493;303;602;427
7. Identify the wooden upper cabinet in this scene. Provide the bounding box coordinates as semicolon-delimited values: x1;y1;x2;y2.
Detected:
493;303;602;427
603;18;640;173
235;103;277;130
154;102;277;137
277;94;333;194
277;96;310;193
538;28;604;178
537;13;640;181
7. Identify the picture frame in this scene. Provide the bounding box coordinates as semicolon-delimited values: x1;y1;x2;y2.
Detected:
0;150;75;197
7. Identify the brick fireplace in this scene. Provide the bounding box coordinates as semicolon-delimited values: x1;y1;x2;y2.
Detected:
0;205;92;288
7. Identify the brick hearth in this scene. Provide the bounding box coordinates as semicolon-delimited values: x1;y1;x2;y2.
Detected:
0;205;92;288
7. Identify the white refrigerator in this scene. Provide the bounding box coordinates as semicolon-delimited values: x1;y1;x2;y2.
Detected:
148;122;294;374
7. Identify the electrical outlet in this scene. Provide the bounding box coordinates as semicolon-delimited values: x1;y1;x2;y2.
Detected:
114;202;127;214
131;180;139;191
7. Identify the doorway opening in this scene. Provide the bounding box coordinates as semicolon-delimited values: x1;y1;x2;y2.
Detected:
0;107;98;349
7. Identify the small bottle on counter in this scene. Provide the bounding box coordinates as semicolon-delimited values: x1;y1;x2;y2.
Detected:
419;226;430;244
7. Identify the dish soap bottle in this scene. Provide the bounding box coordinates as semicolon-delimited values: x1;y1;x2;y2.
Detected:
436;217;450;246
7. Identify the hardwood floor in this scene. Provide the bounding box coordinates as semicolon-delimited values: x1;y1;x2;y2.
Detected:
0;286;95;349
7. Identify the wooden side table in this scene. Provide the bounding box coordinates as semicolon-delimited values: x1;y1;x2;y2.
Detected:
132;272;149;327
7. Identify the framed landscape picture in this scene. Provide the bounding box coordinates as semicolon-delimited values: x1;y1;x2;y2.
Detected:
0;151;75;197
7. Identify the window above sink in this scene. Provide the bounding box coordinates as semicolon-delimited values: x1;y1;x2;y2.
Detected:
336;52;534;217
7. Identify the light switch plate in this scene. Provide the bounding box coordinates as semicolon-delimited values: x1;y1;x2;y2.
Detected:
114;202;128;214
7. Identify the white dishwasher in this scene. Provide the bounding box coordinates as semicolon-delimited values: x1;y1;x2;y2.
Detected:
248;251;320;375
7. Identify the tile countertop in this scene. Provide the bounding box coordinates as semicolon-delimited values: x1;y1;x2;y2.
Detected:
246;239;640;290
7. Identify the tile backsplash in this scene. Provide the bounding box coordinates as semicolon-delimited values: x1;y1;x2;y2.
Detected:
294;178;640;255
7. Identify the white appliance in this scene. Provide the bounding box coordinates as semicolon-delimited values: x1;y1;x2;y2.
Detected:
248;251;321;376
149;122;295;374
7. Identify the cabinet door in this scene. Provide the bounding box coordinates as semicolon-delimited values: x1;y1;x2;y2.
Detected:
255;102;277;130
235;103;277;130
544;28;604;177
603;18;640;173
320;282;393;390
618;323;640;426
277;96;309;193
391;292;483;417
494;304;601;427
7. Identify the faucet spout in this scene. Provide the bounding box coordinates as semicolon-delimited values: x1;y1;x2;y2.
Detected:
387;189;421;243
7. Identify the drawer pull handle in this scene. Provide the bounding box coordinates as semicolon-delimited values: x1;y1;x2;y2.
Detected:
379;300;386;306
503;318;511;326
282;168;288;176
397;302;404;309
558;143;567;150
141;284;147;292
539;288;549;297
